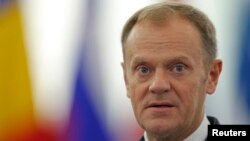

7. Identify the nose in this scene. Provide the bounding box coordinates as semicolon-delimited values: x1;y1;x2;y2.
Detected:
149;69;171;94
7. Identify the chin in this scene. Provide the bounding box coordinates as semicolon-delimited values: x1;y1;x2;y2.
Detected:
143;120;173;135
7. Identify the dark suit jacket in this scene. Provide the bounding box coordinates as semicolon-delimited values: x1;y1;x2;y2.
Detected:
139;116;219;141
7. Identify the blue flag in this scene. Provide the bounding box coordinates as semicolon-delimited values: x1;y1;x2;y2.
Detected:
63;0;112;140
238;5;250;119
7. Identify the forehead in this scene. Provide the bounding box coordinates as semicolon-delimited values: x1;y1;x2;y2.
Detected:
126;16;202;47
124;17;204;65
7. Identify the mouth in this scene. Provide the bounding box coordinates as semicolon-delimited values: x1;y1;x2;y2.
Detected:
145;101;176;115
147;102;175;109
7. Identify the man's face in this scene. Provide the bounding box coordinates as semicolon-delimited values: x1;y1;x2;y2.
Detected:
122;17;220;139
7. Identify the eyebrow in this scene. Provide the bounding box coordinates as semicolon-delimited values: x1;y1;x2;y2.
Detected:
165;56;191;65
129;57;147;68
130;55;192;67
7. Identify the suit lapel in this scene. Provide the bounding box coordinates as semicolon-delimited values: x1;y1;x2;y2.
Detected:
139;136;145;141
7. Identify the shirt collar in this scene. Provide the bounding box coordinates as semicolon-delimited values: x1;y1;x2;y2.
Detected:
144;114;209;141
184;114;209;141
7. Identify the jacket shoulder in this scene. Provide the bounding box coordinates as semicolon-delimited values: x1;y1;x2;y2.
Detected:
139;136;145;141
207;116;220;125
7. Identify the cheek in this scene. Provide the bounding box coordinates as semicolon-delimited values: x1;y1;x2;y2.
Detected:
175;80;205;112
129;82;148;115
130;84;143;103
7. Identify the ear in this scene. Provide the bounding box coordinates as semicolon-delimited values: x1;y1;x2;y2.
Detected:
121;62;130;98
206;59;223;95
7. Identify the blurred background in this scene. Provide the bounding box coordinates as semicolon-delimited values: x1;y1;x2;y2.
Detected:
0;0;249;141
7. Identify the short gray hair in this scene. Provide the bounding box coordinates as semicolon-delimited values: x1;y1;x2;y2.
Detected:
121;2;217;65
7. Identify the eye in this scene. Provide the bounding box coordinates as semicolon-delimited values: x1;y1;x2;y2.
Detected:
136;65;150;75
172;64;186;73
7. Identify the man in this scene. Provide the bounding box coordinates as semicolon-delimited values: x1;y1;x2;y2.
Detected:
121;2;222;141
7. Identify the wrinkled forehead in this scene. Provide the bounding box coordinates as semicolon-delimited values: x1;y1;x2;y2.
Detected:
125;16;203;49
123;17;207;67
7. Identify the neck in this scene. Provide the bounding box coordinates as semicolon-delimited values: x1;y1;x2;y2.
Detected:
146;112;205;141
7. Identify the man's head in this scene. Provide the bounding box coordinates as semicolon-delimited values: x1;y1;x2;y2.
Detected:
121;2;222;141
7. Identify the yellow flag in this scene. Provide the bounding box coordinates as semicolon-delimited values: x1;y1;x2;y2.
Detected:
0;1;36;140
